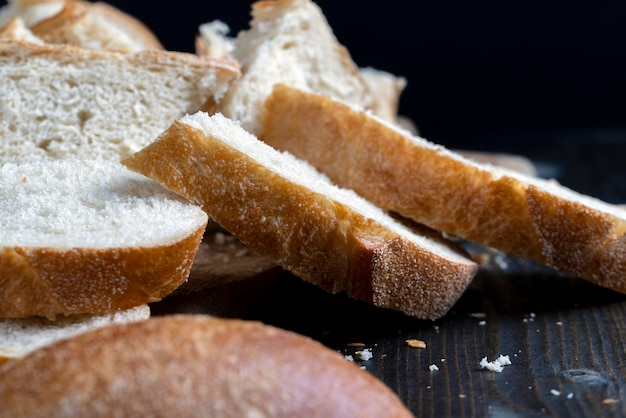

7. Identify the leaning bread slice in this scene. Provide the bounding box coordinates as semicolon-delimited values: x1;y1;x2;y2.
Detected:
0;160;208;319
262;84;626;293
0;40;240;165
30;0;164;52
0;304;149;365
0;315;414;417
122;112;477;320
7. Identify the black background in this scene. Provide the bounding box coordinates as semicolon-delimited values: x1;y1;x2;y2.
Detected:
4;0;626;148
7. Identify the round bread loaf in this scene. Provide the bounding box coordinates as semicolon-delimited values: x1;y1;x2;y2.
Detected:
0;314;414;418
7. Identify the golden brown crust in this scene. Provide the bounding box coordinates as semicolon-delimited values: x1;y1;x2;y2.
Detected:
261;84;626;293
0;224;206;319
122;120;477;319
31;0;164;51
0;315;414;417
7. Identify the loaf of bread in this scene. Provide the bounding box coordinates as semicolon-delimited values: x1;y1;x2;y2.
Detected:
262;84;626;294
29;0;164;51
0;304;149;365
0;314;414;418
122;112;478;319
0;159;208;319
0;39;239;164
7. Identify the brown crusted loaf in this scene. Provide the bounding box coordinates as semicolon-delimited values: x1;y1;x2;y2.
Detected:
122;112;478;320
0;39;240;164
261;84;626;293
30;0;164;51
0;315;414;418
0;160;208;319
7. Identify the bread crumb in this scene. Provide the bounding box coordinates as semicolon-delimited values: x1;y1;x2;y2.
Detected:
429;364;439;371
459;394;466;398
344;354;354;362
478;320;486;326
479;355;511;372
603;398;619;404
347;342;365;348
355;348;373;361
550;389;561;396
406;339;426;349
469;312;486;318
567;393;574;399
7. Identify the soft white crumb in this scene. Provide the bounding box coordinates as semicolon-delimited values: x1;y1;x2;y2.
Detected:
567;393;574;399
550;389;561;396
429;364;439;371
355;348;373;361
478;320;486;326
344;354;354;362
479;354;512;372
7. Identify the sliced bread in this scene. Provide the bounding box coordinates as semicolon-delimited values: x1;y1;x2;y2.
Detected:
212;0;380;136
0;0;64;28
30;0;164;52
0;159;208;319
122;112;478;320
0;315;414;417
0;40;240;164
0;304;149;365
261;84;626;294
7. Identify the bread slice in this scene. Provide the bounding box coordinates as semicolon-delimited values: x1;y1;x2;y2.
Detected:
30;0;164;52
0;16;44;42
261;84;626;294
0;40;240;164
0;314;414;417
122;112;477;319
0;304;149;365
0;0;64;28
212;0;380;136
0;159;208;319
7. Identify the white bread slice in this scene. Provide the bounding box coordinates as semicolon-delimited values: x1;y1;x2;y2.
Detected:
212;0;377;136
261;84;626;294
30;0;164;52
0;304;149;365
359;66;407;123
122;112;478;320
0;0;64;28
0;16;44;42
0;40;240;164
0;159;208;319
0;315;414;417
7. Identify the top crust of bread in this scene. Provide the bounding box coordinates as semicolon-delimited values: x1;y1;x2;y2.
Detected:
0;160;208;319
122;112;477;319
0;315;414;418
262;84;626;293
30;0;164;52
0;40;240;164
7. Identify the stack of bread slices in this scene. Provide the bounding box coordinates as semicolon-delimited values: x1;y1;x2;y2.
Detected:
1;0;625;416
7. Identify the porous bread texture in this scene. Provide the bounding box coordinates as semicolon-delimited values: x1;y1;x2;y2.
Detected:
0;0;64;28
122;112;477;319
214;0;374;136
262;84;626;294
30;0;164;52
0;40;240;164
0;315;415;418
195;19;234;58
0;160;208;247
0;16;44;42
0;304;149;364
0;159;208;319
359;66;407;123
